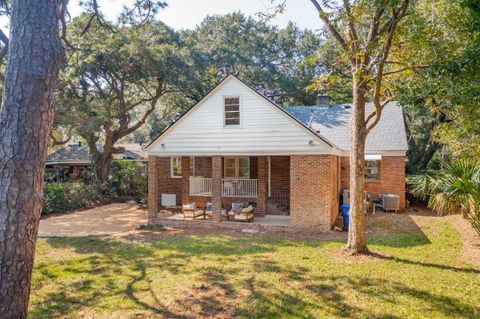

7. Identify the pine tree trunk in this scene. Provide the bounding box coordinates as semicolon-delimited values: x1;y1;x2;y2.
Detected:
0;1;64;317
345;76;369;254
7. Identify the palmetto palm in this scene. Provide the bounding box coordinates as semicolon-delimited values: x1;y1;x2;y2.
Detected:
409;158;480;235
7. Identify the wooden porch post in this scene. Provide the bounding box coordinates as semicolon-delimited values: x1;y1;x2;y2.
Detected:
212;156;222;222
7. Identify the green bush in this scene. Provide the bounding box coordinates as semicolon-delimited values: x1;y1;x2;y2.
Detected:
110;160;146;199
42;181;101;215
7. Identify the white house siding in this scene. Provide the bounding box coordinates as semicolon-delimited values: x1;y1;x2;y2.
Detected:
148;76;336;156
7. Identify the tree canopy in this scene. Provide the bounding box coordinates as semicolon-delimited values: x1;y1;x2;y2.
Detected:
54;15;186;181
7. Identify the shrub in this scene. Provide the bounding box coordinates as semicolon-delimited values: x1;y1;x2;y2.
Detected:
409;158;480;235
42;181;101;215
109;160;146;199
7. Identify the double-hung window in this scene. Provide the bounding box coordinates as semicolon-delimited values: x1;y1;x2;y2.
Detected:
224;157;249;178
224;97;240;126
365;160;380;180
170;157;182;178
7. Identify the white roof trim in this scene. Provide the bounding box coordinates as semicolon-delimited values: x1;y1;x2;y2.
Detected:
365;154;382;160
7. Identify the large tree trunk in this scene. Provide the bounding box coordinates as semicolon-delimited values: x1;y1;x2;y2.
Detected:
95;153;114;184
345;76;369;254
0;1;64;318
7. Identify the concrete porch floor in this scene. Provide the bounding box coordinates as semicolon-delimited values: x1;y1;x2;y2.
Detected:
164;214;290;226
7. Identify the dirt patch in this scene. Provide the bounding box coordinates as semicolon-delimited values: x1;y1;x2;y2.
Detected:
331;249;390;264
39;203;147;237
366;206;438;236
443;214;480;267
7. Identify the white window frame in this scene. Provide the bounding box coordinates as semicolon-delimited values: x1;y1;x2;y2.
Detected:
170;157;182;178
365;160;381;180
224;157;250;179
223;96;241;127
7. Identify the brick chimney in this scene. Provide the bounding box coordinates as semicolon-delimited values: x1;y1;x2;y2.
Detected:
316;95;330;107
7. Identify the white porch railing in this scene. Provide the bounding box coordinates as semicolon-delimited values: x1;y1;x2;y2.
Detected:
189;177;212;196
222;178;257;197
189;177;258;198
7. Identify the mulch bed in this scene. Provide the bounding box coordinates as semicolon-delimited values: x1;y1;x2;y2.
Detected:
443;214;480;267
331;249;391;264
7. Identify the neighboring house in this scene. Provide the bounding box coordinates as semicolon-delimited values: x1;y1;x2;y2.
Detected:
46;143;147;181
145;75;408;232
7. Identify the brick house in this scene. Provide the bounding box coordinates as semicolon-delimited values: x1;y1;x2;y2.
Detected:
145;75;408;232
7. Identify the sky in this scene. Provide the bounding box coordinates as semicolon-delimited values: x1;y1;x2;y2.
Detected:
68;0;324;31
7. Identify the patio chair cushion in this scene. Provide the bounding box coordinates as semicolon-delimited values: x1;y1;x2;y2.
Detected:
234;213;254;221
241;205;254;213
205;202;213;212
183;203;196;210
231;202;243;212
184;210;204;218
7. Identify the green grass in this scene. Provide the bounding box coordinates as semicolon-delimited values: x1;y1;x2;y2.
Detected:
30;215;480;318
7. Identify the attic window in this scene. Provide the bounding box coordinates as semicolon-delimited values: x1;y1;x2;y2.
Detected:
224;97;240;126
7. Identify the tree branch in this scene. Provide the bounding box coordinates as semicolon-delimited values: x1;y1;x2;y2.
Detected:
366;0;410;136
49;127;73;147
114;78;164;141
382;65;428;76
310;0;349;52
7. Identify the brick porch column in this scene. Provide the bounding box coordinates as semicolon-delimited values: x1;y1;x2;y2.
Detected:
256;156;267;216
181;156;190;205
290;155;335;232
212;156;222;223
147;156;159;224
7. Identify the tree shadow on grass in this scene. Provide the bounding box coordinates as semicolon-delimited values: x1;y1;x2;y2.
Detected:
31;236;308;318
30;232;479;318
366;213;432;247
235;271;479;319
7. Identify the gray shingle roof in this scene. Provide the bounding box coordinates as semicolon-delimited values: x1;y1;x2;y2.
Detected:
47;144;147;164
284;101;408;152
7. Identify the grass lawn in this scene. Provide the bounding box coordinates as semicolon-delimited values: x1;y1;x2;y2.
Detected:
30;213;480;318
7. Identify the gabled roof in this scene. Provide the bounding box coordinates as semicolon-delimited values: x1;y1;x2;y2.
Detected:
146;74;408;154
145;74;337;151
47;143;147;164
284;102;408;152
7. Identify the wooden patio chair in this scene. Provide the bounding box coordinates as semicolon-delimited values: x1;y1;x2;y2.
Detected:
182;203;204;220
204;202;213;219
232;204;254;222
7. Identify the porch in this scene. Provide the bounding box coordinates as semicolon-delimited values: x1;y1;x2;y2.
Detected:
152;205;293;231
164;213;290;227
148;154;340;232
182;156;290;217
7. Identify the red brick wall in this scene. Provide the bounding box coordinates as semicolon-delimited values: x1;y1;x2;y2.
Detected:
153;156;183;206
340;156;406;208
290;155;338;232
270;156;290;197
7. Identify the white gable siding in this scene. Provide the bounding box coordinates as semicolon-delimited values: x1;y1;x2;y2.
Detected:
148;77;335;156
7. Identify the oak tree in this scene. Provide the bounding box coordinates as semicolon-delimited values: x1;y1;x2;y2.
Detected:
54;16;183;183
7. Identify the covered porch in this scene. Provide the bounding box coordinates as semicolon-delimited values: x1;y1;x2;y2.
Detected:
182;155;290;219
148;154;340;232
